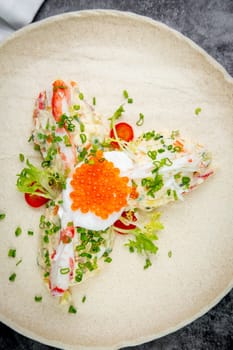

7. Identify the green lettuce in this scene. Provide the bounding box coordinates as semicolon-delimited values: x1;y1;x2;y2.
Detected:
16;160;66;199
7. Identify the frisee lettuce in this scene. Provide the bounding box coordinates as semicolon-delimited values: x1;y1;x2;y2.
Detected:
125;212;164;268
16;160;66;199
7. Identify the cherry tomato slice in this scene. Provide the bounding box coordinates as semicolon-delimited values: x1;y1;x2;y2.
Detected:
113;211;137;234
110;122;134;148
24;193;49;208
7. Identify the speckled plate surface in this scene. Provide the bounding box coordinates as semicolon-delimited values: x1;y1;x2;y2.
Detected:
0;10;232;350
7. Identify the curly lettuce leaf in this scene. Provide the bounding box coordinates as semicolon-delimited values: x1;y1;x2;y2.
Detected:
16;160;66;199
125;212;164;269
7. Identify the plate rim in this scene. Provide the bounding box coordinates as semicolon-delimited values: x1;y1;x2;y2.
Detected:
0;9;233;350
1;9;233;85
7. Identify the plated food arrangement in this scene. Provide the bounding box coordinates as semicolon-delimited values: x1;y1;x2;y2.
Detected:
16;79;213;303
0;10;232;350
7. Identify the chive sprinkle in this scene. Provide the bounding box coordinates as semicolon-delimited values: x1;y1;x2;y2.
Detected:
144;258;152;269
33;145;40;151
73;104;80;110
34;295;43;302
9;273;16;282
173;190;178;200
195;107;202;115
80;133;87;144
19;153;25;162
127;98;133;104
43;235;49;243
182;176;191;186
8;249;16;258
168;250;172;258
80;122;85;133
60;267;70;275
123;90;129;99
92;96;96;105
136;113;144;126
79;92;84;100
16;259;22;266
27;230;34;236
68;305;77;314
15;226;22;237
104;256;112;263
82;295;86;303
0;213;6;220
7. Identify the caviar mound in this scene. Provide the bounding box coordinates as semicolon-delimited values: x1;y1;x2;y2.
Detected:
70;151;130;219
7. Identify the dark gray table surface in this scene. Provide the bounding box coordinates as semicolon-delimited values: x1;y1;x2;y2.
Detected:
0;1;232;349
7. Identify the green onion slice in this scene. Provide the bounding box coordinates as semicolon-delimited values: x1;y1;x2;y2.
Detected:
136;113;144;126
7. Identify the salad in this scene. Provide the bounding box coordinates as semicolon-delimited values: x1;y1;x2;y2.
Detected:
17;80;213;300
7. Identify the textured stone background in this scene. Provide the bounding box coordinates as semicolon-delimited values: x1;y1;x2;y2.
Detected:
0;1;232;349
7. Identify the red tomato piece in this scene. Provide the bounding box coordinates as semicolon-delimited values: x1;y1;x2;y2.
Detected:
110;122;134;148
24;193;49;208
113;211;137;234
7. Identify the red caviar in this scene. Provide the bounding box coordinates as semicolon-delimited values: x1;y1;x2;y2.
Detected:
70;151;130;219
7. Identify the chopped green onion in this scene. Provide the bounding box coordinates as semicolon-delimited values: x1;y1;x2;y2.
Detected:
34;144;41;151
80;133;87;144
73;104;80;110
34;295;42;302
173;190;178;200
168;250;172;258
163;158;173;166
92;96;96;105
27;230;34;236
109;105;125;128
15;226;22;237
68;305;77;314
195;107;202;115
136;113;144;126
0;213;6;220
60;267;70;275
9;273;16;282
182;176;191;186
173;146;182;152
147;150;157;160
79;92;84;100
8;249;16;258
16;259;22;266
104;256;112;263
44;272;50;278
167;189;171;196
123;90;129;99
41;160;51;168
56;114;76;132
127;98;133;104
63;135;72;147
174;173;181;179
75;270;83;283
80;122;85;133
44;249;51;267
82;295;86;303
19;153;25;162
144;258;152;269
43;235;49;243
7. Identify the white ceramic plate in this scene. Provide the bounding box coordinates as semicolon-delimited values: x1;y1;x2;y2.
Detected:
0;10;232;350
